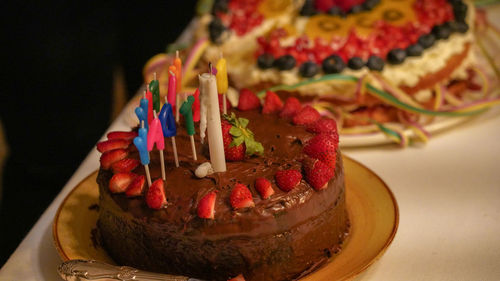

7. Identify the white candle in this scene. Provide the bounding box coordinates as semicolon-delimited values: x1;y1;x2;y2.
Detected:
199;73;226;172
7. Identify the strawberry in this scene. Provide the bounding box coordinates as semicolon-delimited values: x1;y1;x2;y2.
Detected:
228;274;246;281
262;90;283;114
306;117;339;137
111;158;140;173
255;178;274;199
292;105;320;125
100;149;128;170
275;169;302;192
238;88;261;111
106;131;138;140
302;156;334;190
315;0;335;12
109;172;137;193
279;97;302;119
197;191;217;219
125;174;146;197
146;178;167;210
96;138;131;153
303;134;338;168
230;183;255;209
222;113;264;161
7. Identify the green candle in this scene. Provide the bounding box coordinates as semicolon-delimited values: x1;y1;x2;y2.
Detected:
180;95;195;136
149;78;160;113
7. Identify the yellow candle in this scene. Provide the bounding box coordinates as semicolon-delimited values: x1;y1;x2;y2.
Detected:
215;57;228;94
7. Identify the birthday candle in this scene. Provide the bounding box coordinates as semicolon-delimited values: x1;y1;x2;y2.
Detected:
192;88;200;122
133;124;152;186
148;113;166;180
198;71;226;172
180;95;197;161
159;98;179;167
149;73;160;113
135;97;149;130
146;89;154;124
216;56;228;114
167;68;177;112
174;51;183;92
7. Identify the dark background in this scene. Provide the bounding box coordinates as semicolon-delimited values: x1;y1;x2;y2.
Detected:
0;0;197;266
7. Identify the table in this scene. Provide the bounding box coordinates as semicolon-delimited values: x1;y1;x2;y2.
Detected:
2;8;500;281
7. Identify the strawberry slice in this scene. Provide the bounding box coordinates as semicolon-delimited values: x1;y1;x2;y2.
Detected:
303;133;338;168
280;97;302;119
197;191;217;219
292;105;321;125
275;169;302;192
109;172;137;193
306;117;339;137
96;138;132;153
106;131;138;140
262;90;283;114
125;174;146;197
100;149;128;170
146;179;167;210
230;183;255;209
255;178;274;199
111;158;140;173
228;274;246;281
238;88;261;111
302;156;334;190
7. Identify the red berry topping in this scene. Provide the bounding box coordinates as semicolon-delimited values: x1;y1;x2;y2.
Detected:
279;97;302;119
109;172;137;193
228;274;246;281
275;169;302;192
302;156;334;190
96;138;131;153
292;105;321;125
125;174;146;197
146;179;167;210
197;191;217;219
315;0;335;12
238;88;261;111
222;113;264;161
222;120;246;161
262;91;283;114
306;117;339;137
106;131;138;140
100;149;128;170
255;178;274;199
230;183;255;209
111;158;140;173
303;134;338;169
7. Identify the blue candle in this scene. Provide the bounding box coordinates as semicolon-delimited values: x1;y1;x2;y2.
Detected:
159;102;176;137
135;98;149;130
133;127;150;165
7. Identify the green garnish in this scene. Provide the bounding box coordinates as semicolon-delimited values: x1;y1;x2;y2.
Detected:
223;112;264;156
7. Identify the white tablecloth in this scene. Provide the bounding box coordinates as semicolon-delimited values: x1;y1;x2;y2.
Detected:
2;7;500;281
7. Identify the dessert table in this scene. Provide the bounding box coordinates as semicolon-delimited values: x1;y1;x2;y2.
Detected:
2;6;500;281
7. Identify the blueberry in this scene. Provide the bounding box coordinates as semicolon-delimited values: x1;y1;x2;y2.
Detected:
456;21;469;33
347;57;365;70
452;1;467;22
366;56;384;71
363;0;380;10
257;53;275;69
300;0;318;16
328;6;346;17
208;19;227;44
299;61;320;77
386;48;406;65
274;55;296;70
432;24;452;39
322;55;346;74
348;4;364;14
418;34;436;49
406;43;423;57
212;0;228;14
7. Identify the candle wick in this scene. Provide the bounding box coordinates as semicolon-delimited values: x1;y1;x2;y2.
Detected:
209;62;213;76
141;120;145;129
154;72;157;81
164;96;168;104
143;90;146;99
153;110;157;119
169;70;175;76
176;50;179;59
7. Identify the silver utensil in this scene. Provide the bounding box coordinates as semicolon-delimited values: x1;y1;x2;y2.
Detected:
58;259;204;281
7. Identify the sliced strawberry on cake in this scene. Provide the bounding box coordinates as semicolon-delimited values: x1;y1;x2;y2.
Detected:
275;169;302;192
302;156;334;191
238;88;261;111
109;172;137;193
146;179;167;210
254;178;274;199
106;131;138;140
197;191;217;219
96;138;132;153
125;174;146;197
303;133;338;168
230;183;255;209
100;149;128;170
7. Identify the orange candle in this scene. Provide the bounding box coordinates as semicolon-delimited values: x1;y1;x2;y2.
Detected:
174;50;183;92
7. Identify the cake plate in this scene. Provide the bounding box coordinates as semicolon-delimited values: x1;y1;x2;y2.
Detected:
53;155;399;281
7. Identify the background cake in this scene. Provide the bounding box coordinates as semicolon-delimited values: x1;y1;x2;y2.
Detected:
96;87;349;280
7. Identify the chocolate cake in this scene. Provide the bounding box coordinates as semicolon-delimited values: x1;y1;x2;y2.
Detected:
96;92;349;281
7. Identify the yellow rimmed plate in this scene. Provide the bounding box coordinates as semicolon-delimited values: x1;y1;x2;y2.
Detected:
53;156;399;280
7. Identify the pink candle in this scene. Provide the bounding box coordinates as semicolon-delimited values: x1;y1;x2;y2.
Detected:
167;68;177;111
147;117;165;151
